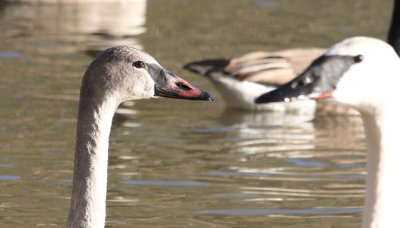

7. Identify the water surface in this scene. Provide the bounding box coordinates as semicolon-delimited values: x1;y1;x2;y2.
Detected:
0;0;391;227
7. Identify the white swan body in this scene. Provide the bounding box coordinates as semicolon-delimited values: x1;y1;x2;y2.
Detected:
256;37;400;228
67;46;212;227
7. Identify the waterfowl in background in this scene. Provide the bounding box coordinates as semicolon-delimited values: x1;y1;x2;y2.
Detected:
184;49;322;115
256;36;400;228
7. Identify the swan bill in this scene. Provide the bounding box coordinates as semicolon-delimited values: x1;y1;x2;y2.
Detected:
153;68;214;101
155;85;214;101
255;55;362;103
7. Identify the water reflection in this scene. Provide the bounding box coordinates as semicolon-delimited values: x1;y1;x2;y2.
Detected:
198;207;363;215
188;108;365;221
209;109;315;155
0;0;146;51
123;180;208;186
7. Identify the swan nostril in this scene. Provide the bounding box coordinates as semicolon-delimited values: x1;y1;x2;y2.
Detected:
354;55;364;63
176;82;192;91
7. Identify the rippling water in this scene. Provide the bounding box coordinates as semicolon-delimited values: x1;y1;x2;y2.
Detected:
0;0;392;227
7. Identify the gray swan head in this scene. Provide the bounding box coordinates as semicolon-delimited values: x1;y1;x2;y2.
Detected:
81;46;213;103
68;46;213;228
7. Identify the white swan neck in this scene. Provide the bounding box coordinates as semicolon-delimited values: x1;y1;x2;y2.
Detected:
361;106;400;228
67;95;118;228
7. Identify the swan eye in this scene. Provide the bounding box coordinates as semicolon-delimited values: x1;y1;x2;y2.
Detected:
354;55;364;63
133;61;146;69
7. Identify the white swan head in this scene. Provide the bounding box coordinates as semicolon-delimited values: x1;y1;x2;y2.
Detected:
82;46;213;103
255;37;400;114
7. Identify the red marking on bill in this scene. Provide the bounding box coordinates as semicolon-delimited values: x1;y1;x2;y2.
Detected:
312;93;331;100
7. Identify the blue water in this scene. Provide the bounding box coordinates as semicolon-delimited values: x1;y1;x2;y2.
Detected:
197;208;363;215
0;51;20;58
122;180;208;186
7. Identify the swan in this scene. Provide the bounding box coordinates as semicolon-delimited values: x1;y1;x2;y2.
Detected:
255;36;400;228
67;46;213;227
183;0;400;114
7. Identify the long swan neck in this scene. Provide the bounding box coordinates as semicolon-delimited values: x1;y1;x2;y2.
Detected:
67;91;118;228
361;105;400;228
388;0;400;56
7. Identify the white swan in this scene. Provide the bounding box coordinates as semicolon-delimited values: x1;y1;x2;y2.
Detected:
184;0;400;115
67;46;212;227
256;36;400;228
